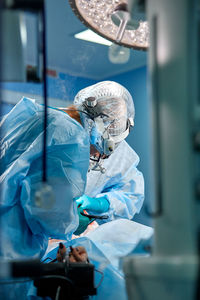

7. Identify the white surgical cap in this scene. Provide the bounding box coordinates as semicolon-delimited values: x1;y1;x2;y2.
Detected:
74;81;135;136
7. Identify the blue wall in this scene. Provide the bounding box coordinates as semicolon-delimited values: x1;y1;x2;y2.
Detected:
0;73;97;101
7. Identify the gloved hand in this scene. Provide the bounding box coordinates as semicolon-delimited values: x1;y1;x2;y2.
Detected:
74;206;92;235
76;194;110;213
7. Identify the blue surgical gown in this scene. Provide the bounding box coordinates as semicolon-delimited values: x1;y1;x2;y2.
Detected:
0;97;90;259
86;140;144;222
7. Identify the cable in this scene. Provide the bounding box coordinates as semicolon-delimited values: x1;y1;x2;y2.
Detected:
94;268;104;289
64;108;91;118
89;157;100;162
55;286;61;300
61;107;108;120
40;4;47;183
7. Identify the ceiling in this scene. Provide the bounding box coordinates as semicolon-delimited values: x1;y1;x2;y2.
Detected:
44;0;147;80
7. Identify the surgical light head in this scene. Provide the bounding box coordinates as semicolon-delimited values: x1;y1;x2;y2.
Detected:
74;81;135;156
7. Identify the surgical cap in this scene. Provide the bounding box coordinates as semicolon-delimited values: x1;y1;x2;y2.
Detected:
74;81;135;136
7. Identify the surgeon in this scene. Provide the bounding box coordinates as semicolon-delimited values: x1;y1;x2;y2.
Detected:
72;81;144;233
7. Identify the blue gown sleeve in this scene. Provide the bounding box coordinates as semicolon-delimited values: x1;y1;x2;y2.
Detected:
97;164;144;222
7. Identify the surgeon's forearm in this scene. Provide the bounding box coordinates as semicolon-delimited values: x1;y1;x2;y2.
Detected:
96;190;144;221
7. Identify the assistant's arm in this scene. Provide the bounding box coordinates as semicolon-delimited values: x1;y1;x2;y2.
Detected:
96;163;144;222
84;141;144;223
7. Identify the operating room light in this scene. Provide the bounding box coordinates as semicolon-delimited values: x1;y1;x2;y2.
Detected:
69;0;149;50
74;29;112;46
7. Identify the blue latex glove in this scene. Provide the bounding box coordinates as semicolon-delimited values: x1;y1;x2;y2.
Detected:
76;194;110;213
74;206;94;235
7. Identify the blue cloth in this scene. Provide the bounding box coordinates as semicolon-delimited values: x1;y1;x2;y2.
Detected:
0;97;90;259
76;194;110;213
85;140;144;223
27;219;153;300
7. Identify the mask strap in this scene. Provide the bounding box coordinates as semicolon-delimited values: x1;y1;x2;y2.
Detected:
89;156;106;173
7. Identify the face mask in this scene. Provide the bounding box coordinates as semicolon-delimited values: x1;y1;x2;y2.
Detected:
92;117;116;156
89;123;104;155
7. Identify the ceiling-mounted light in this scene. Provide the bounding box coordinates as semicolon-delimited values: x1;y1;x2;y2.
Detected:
69;0;149;50
108;43;130;64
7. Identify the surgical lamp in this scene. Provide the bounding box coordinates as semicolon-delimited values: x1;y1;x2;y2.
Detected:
68;0;149;50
